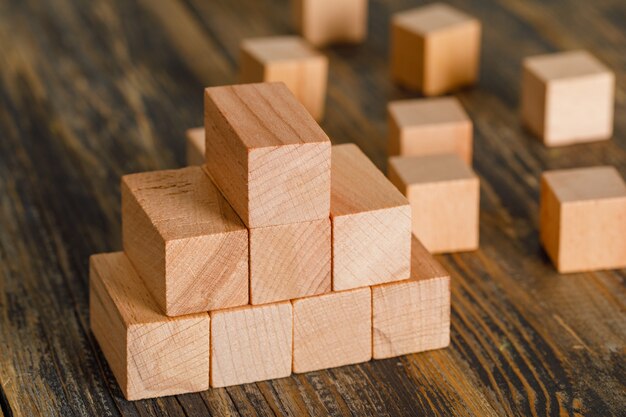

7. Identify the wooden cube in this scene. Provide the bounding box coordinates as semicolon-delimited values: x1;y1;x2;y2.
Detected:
185;127;204;165
250;218;331;305
540;166;626;273
122;167;248;316
388;154;479;253
292;287;371;373
521;50;615;146
331;144;411;291
388;97;473;164
391;3;481;96
204;82;331;228
90;252;210;400
240;36;328;121
372;236;450;359
292;0;367;47
210;302;292;387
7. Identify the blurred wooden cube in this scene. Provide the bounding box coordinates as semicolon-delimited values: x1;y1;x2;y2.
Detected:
372;236;450;359
391;3;480;95
388;153;479;253
292;0;367;47
521;50;614;146
292;287;371;373
90;252;210;400
388;97;472;164
204;83;331;228
240;36;328;121
122;167;248;316
331;144;411;291
210;302;292;387
185;127;204;166
540;166;626;273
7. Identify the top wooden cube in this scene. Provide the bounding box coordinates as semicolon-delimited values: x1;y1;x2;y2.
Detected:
292;0;367;47
204;82;331;228
521;50;615;146
391;3;481;96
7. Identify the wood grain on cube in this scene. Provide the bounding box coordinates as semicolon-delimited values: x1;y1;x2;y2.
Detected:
210;302;292;387
388;154;479;253
240;36;328;121
372;236;450;359
185;127;205;166
331;144;411;291
388;97;473;164
292;0;367;47
540;166;626;273
122;167;248;316
204;82;331;228
391;3;480;95
90;252;210;400
292;287;371;373
521;50;614;146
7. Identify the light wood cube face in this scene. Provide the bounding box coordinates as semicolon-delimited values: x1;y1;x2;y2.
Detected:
540;166;626;273
292;288;371;373
388;97;473;164
522;50;614;146
210;303;292;387
122;167;249;316
204;83;331;228
185;127;204;166
90;253;210;401
391;3;480;96
240;36;328;121
249;218;331;305
292;0;367;47
388;154;480;254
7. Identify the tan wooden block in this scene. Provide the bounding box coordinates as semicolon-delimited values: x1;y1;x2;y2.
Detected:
391;3;481;96
90;252;210;400
388;97;473;164
292;0;367;47
240;36;328;121
250;218;331;305
210;302;292;387
122;166;248;316
521;50;614;146
292;287;371;373
388;153;479;253
372;236;450;359
331;144;411;291
204;82;331;228
540;166;626;273
185;127;204;165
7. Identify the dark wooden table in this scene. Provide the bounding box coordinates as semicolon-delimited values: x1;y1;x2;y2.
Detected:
1;0;625;416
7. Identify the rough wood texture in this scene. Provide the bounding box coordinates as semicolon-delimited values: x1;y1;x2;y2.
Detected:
2;0;626;416
331;144;411;290
240;36;328;121
292;287;371;373
204;82;331;228
540;166;626;273
90;252;210;400
521;50;615;146
122;166;248;316
185;127;205;165
292;0;367;47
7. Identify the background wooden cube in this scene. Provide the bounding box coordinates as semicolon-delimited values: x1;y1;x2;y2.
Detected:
122;167;248;316
292;0;367;47
391;3;481;96
540;166;626;273
210;302;292;387
240;36;328;121
204;82;331;228
521;50;614;146
331;144;411;291
388;153;479;253
185;127;204;165
90;252;210;400
292;287;371;373
388;97;473;164
372;236;450;359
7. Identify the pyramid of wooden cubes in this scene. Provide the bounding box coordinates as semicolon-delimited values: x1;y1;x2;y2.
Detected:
90;82;450;401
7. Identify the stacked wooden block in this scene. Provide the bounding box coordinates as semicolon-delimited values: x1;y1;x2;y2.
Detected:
91;82;450;401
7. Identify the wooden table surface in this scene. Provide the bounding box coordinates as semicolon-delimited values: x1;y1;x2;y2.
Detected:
1;0;625;416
